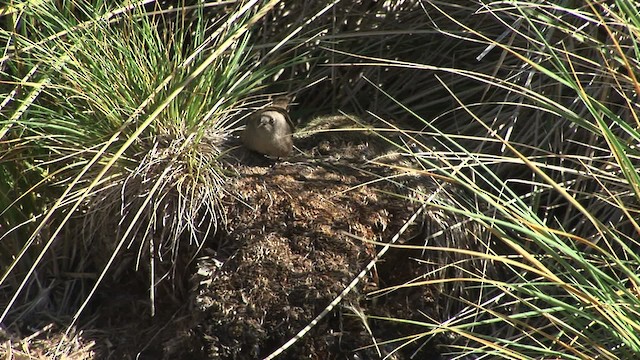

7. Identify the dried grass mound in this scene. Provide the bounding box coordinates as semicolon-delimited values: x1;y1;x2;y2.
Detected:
165;117;496;359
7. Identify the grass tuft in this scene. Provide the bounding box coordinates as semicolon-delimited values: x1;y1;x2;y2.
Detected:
0;0;316;323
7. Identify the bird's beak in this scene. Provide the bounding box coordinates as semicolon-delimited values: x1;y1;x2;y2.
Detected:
258;115;272;127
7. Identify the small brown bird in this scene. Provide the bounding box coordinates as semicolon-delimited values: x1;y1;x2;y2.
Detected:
241;102;294;157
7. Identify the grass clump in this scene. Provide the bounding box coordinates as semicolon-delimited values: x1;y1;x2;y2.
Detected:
333;1;640;358
0;0;309;325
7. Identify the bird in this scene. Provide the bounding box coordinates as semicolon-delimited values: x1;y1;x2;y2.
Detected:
241;99;294;158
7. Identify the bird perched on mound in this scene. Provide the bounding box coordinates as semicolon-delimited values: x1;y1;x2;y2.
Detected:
241;97;294;157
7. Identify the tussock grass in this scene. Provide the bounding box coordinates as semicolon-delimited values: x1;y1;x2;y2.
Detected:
332;1;640;358
0;0;323;327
